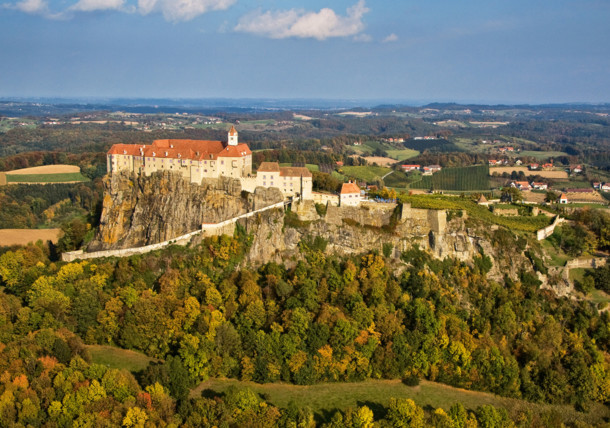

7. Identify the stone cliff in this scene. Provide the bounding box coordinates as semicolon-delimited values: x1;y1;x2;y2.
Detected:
93;172;538;287
89;171;283;250
226;200;532;283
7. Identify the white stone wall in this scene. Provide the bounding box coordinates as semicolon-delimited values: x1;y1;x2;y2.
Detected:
312;192;339;206
340;193;361;207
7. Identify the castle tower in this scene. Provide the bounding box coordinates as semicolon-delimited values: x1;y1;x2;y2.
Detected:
228;125;238;146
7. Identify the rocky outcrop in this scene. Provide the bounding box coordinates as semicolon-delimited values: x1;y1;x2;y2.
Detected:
89;171;282;250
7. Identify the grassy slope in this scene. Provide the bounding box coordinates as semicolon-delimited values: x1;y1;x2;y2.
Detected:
341;165;392;182
87;345;156;372
6;172;89;183
191;378;608;425
401;195;552;232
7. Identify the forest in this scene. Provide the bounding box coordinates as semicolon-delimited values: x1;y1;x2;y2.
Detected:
2;102;610;426
2;212;610;425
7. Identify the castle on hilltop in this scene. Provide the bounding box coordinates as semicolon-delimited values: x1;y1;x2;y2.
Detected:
107;126;253;182
107;127;314;200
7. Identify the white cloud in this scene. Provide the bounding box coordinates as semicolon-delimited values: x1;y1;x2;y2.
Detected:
69;0;125;12
7;0;48;14
137;0;236;22
353;33;371;42
382;33;398;43
235;0;370;41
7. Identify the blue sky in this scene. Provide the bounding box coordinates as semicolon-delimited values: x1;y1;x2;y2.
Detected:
1;0;609;104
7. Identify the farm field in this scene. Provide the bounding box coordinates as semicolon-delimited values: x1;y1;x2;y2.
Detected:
341;165;391;182
191;378;608;425
361;156;397;166
384;148;419;161
0;228;62;246
86;345;156;372
490;166;568;179
350;141;419;161
6;165;80;174
4;164;89;184
520;150;569;159
409;165;490;191
6;172;89;183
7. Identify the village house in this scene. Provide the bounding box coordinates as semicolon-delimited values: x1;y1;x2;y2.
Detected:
569;165;583;173
422;165;442;175
512;181;531;191
531;182;548;190
529;163;540;170
602;183;610;192
340;181;362;206
401;164;421;172
559;193;568;204
593;182;601;190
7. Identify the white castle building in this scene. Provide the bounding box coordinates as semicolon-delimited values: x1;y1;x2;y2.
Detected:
107;127;313;200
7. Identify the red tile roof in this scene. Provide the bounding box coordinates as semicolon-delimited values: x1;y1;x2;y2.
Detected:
280;167;312;178
108;139;250;162
108;144;146;156
257;162;281;172
341;182;360;194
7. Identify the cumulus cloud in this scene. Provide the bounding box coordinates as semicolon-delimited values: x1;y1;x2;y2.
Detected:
235;0;370;41
382;33;398;43
6;0;49;14
137;0;236;22
69;0;126;12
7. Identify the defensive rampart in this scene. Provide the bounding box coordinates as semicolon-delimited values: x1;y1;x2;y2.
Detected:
62;200;287;262
536;215;564;241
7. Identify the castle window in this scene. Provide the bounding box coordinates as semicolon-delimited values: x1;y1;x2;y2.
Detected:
221;160;224;165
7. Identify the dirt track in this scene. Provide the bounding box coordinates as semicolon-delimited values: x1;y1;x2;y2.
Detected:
0;229;62;246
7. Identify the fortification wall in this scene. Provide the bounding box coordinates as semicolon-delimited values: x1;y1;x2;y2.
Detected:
63;200;286;262
565;257;607;269
537;215;563;241
312;192;339;206
325;202;396;227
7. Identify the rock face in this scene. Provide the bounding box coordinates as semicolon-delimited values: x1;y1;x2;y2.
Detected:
89;171;282;250
93;173;538;286
235;200;533;283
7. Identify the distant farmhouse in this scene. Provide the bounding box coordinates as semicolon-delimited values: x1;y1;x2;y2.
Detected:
107;127;316;201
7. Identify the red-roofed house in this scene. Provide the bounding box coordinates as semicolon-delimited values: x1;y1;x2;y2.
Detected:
531;182;548;190
559;193;568;204
512;181;531;191
340;181;362;206
401;164;421;172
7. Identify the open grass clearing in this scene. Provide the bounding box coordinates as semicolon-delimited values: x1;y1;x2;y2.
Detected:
0;229;62;246
6;172;89;183
191;378;608;425
86;345;156;373
385;148;419;161
341;165;392;182
540;239;570;267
